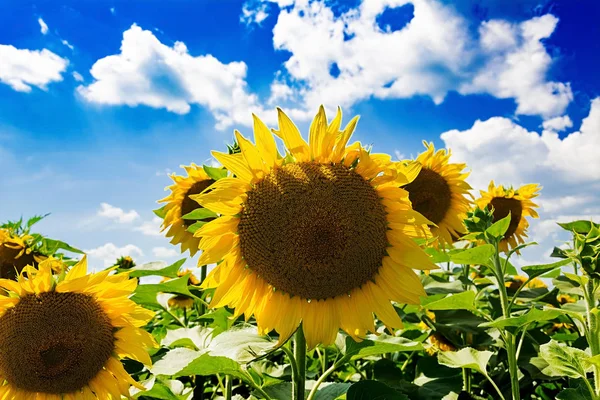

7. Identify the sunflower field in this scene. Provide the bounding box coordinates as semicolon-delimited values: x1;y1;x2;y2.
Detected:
2;106;600;400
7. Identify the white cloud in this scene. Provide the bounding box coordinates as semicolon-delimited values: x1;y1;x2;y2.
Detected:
542;115;573;132
440;97;600;262
72;71;84;82
152;246;179;258
78;24;278;129
38;18;49;35
441;97;600;186
97;202;140;223
241;1;270;25
86;243;143;267
244;0;571;120
0;45;68;92
460;15;572;119
62;39;74;50
110;7;116;14
134;217;163;236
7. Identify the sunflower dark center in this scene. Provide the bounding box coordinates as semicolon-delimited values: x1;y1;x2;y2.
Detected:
0;244;37;280
181;179;215;228
403;168;452;225
0;292;115;394
238;162;388;300
488;197;523;239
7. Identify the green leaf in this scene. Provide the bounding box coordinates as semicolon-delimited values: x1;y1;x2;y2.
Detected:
346;380;407;400
129;259;186;278
486;213;511;239
131;276;197;309
539;340;591;378
153;205;168;219
181;208;217;220
558;221;595;234
313;383;352;400
340;334;423;360
262;382;293;400
421;291;476;311
208;325;277;363
425;247;451;263
203;165;228;181
556;385;594;400
522;259;573;279
186;221;207;234
437;347;493;377
153;348;246;380
480;308;563;329
26;214;49;229
40;238;84;255
447;245;494;266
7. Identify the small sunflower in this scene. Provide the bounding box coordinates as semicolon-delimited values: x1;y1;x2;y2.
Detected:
505;275;547;290
425;333;456;356
0;229;46;280
401;142;472;247
162;269;200;310
159;164;220;256
0;256;156;399
192;106;436;348
557;293;576;305
476;181;540;253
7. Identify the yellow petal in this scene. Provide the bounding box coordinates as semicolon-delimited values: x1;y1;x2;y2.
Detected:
252;113;279;167
235;130;266;179
212;151;254;183
275;107;310;161
309;105;328;161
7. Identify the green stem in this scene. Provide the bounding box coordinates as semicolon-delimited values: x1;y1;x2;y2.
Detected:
281;344;299;389
200;265;207;315
225;375;233;400
462;368;471;393
584;279;600;398
485;373;507;400
242;371;274;400
292;325;306;400
493;241;520;400
306;355;351;400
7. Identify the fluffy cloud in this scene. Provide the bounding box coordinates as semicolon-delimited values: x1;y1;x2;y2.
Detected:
441;97;600;187
152;246;179;258
248;0;571;120
85;243;143;267
78;24;278;129
38;18;49;35
0;45;68;92
441;98;600;262
134;217;163;236
460;15;572;118
542;115;573;132
97;203;140;223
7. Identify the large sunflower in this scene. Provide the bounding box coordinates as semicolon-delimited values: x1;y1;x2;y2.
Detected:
192;106;436;348
401;142;473;247
159;163;218;256
476;181;540;253
0;256;156;399
0;229;46;280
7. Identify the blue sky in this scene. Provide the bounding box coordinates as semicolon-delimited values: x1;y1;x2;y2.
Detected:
0;0;599;270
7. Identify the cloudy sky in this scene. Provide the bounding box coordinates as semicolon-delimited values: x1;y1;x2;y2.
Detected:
0;0;598;271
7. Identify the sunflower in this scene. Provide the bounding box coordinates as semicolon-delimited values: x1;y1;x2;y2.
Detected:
476;181;541;253
557;293;576;305
162;269;200;309
0;256;156;399
401;142;472;247
0;229;46;280
191;106;436;348
425;333;456;356
505;275;547;290
159;164;220;256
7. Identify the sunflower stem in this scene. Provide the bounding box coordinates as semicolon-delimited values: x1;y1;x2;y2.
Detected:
200;264;207;315
493;241;520;400
225;375;233;400
583;278;600;398
292;325;306;400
